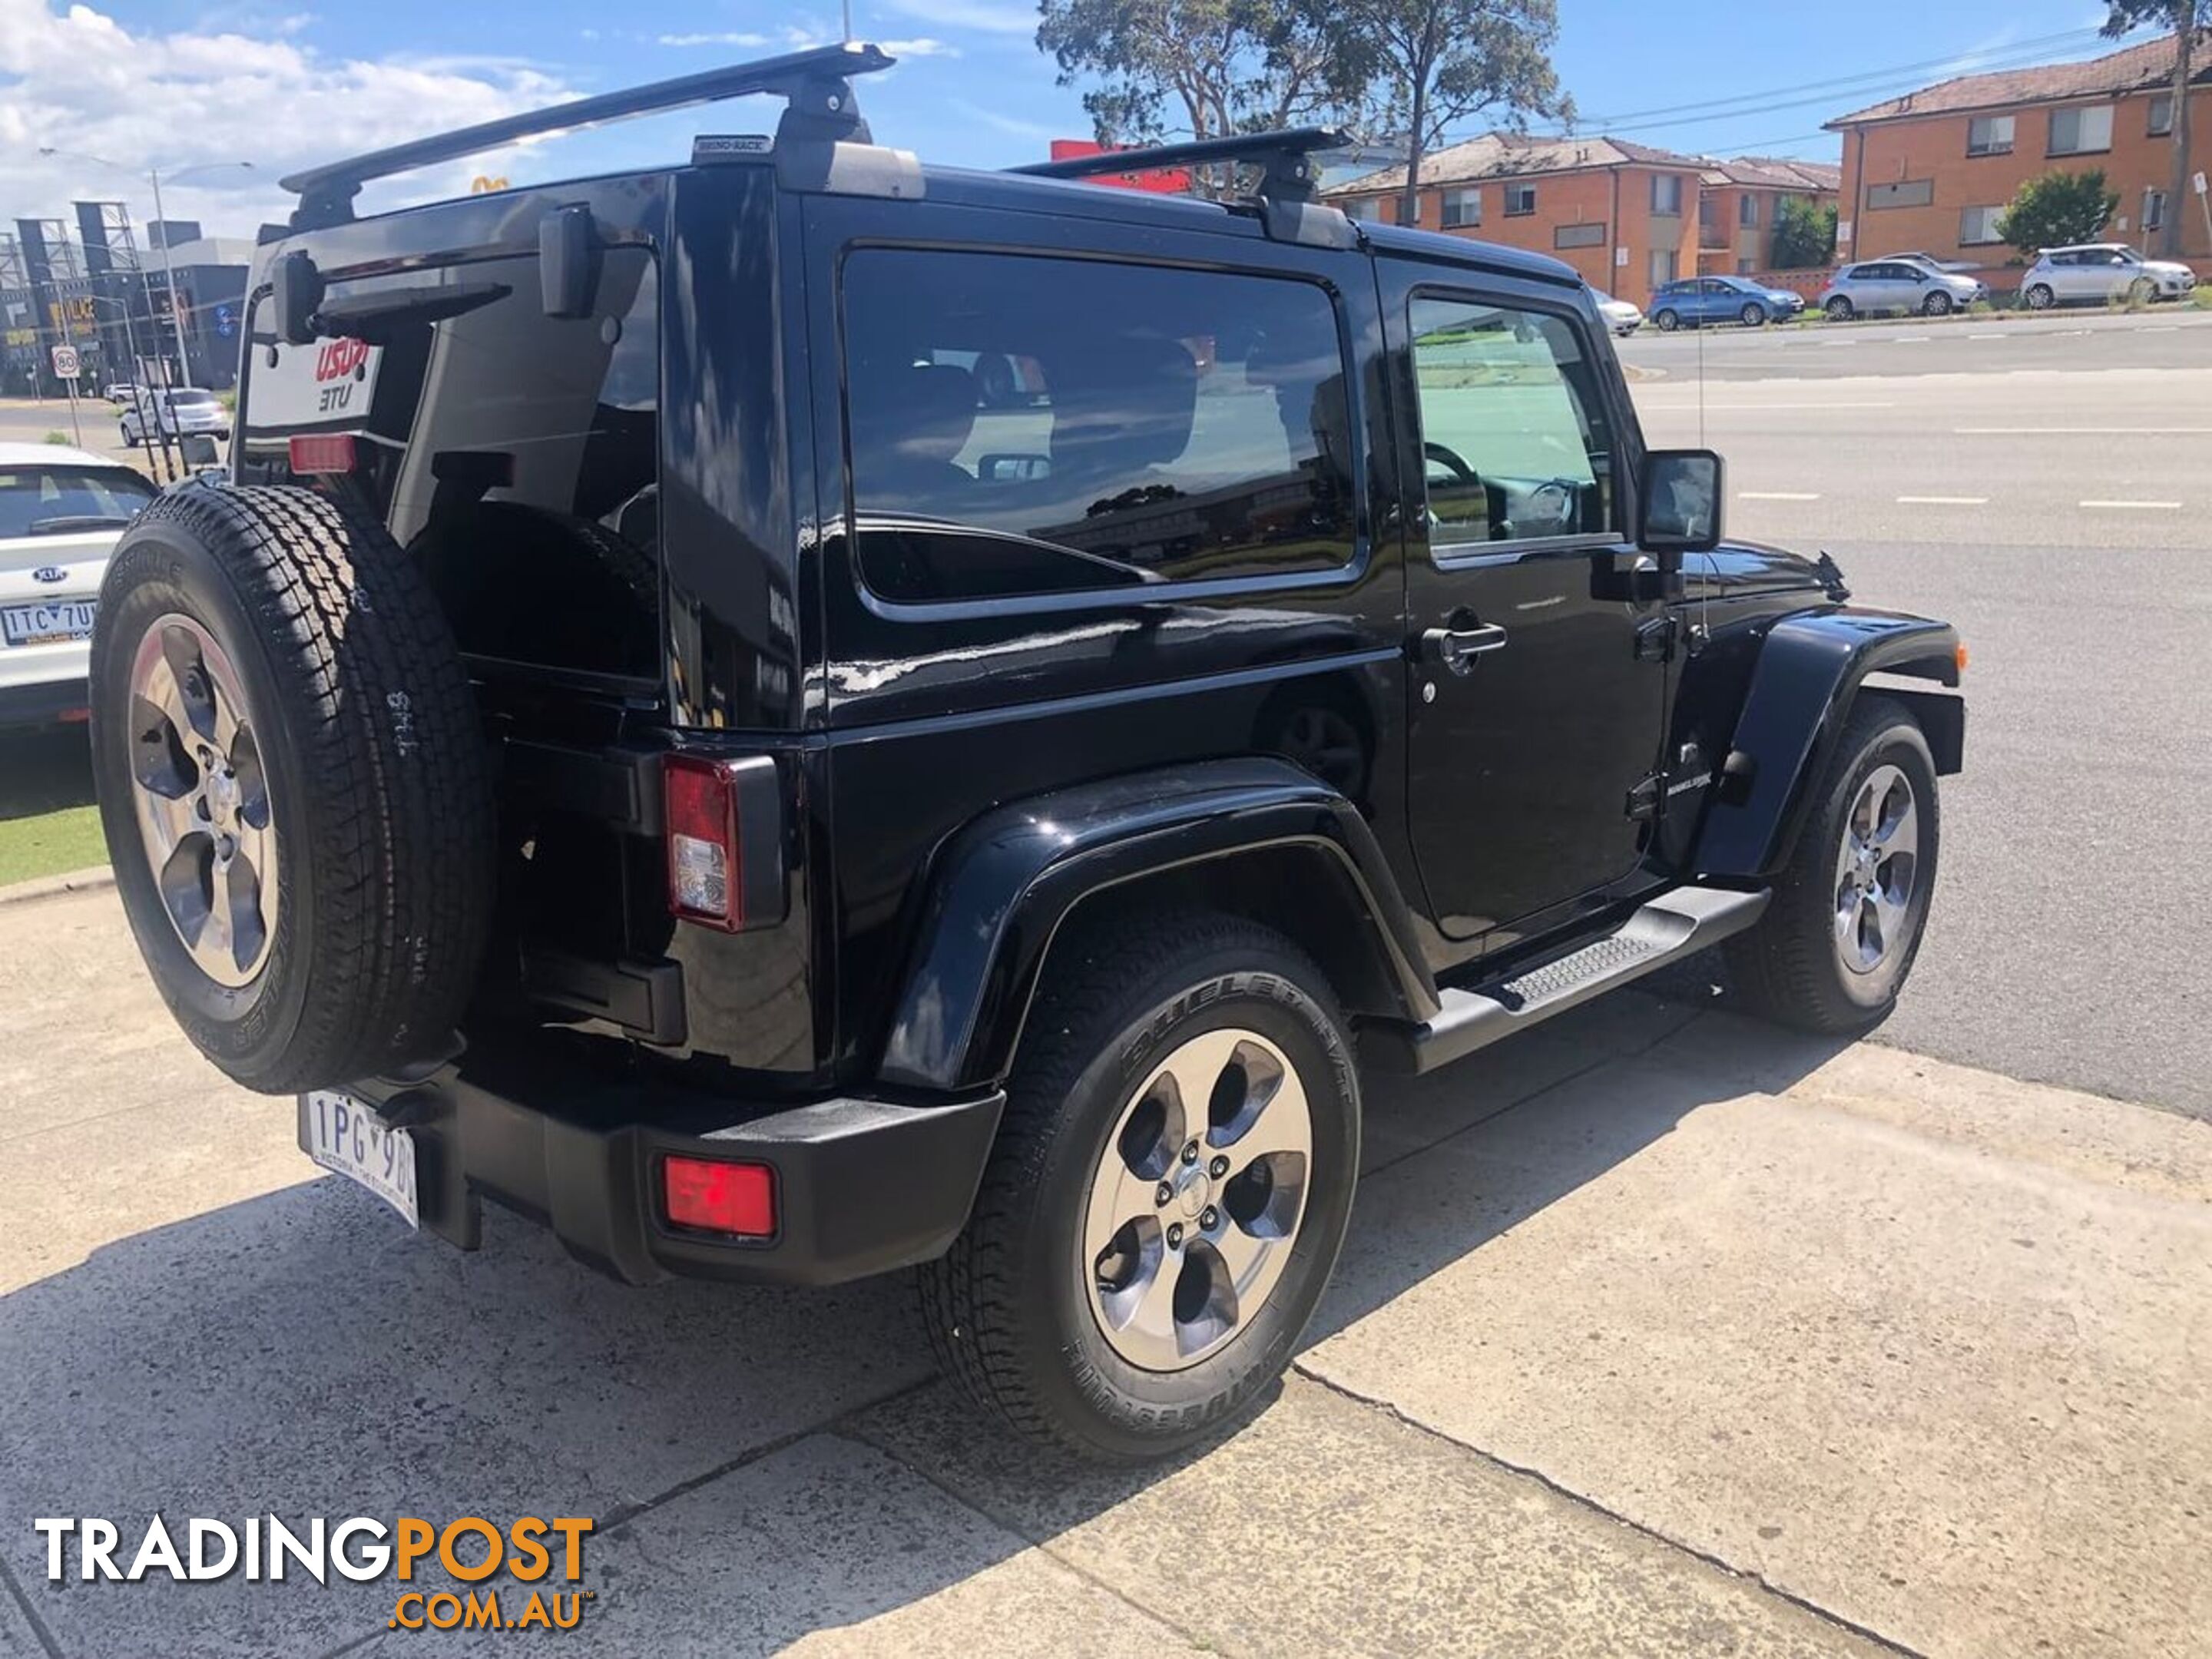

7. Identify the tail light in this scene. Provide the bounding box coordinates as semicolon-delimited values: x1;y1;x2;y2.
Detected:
287;433;356;475
661;753;783;932
661;1155;776;1239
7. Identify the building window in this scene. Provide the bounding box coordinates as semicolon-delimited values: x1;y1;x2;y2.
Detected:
1866;179;1935;210
2148;92;2174;137
1648;247;1678;289
1340;196;1382;222
840;247;1357;601
1505;184;1537;217
1650;174;1683;215
1440;187;1482;229
1409;296;1611;548
1554;220;1605;249
1965;114;2015;156
1959;205;2006;245
1739;193;1760;228
2048;104;2114;156
2145;190;2168;233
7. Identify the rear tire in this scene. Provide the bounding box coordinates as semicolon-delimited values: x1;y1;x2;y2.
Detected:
1654;309;1681;332
1824;296;1855;322
920;912;1360;1462
89;482;495;1092
2025;283;2056;311
1724;697;1939;1035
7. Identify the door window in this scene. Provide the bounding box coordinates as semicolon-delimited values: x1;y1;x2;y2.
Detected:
1407;295;1612;551
840;248;1356;602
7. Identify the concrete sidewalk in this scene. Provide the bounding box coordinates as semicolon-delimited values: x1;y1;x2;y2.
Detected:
2;886;2207;1657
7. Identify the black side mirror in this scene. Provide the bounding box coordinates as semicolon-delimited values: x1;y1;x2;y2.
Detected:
1638;449;1724;556
540;204;601;320
272;250;324;346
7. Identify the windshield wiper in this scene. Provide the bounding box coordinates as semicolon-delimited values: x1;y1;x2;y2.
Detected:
26;514;137;534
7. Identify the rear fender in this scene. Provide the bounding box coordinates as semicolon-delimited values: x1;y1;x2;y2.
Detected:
877;757;1439;1093
1694;608;1962;879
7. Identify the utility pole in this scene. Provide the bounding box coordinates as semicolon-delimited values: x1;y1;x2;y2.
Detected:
147;168;193;389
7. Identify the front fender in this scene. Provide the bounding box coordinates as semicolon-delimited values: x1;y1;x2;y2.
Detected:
1695;607;1962;878
877;757;1438;1093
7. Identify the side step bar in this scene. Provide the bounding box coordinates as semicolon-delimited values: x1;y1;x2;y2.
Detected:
1362;886;1770;1075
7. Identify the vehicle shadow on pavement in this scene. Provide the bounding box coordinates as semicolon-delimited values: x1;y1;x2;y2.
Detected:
0;727;94;819
0;994;1856;1657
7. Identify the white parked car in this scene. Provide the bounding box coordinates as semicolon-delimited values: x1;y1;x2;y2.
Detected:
119;387;229;447
1590;288;1644;336
0;442;159;726
2020;244;2197;310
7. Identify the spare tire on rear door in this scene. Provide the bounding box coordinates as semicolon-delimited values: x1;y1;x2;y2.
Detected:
88;482;495;1093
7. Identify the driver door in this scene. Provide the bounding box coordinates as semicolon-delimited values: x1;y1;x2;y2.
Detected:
1386;267;1670;952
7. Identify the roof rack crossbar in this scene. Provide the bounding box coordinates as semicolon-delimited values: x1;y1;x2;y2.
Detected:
279;41;896;228
1010;127;1346;190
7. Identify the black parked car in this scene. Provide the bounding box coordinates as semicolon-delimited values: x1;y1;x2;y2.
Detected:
88;44;1964;1462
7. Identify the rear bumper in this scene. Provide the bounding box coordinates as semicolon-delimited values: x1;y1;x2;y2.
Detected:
322;1051;1004;1287
0;676;90;727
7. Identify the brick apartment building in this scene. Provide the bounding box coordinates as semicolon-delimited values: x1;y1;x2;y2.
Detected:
1828;30;2211;271
1324;135;1839;306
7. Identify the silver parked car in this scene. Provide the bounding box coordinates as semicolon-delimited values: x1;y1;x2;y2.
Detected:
2019;244;2197;310
1590;288;1644;336
1818;260;1988;320
119;387;229;447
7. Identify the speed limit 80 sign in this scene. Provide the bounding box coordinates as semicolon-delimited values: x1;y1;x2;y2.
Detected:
50;344;81;381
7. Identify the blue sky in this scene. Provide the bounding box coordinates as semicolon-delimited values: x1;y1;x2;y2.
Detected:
7;0;2144;236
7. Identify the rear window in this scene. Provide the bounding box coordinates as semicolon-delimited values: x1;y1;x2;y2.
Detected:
240;247;661;680
168;390;220;408
0;465;158;538
840;248;1357;603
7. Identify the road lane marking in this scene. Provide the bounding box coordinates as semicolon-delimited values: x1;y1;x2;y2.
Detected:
1956;426;2212;435
1737;491;1821;501
1896;495;1988;505
2078;499;2183;510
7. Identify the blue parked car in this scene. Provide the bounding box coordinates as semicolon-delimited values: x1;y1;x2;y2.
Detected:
1648;275;1806;331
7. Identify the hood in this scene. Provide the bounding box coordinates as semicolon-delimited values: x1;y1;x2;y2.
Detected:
1685;541;1835;598
2141;259;2194;278
1598;297;1642;316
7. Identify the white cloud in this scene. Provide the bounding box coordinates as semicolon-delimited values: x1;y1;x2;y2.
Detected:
657;31;773;48
1;0;576;234
879;0;1035;35
877;37;959;58
946;97;1054;141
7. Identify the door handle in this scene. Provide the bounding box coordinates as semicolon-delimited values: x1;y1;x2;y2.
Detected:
1421;623;1509;675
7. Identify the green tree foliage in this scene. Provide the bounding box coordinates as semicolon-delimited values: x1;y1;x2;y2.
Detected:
1330;0;1572;226
1770;197;1839;269
2100;2;2208;257
1035;0;1368;151
1996;169;2123;257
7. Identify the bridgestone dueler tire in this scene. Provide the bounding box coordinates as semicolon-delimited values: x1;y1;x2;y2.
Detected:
919;912;1360;1462
89;483;495;1093
1724;696;1939;1035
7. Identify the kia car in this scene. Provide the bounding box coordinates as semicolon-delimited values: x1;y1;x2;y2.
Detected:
0;442;158;725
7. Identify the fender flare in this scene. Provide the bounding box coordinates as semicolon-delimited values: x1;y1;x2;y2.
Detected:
876;757;1439;1093
1695;606;1962;879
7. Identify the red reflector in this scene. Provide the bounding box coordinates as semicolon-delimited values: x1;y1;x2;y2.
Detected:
57;707;90;724
662;1156;775;1237
664;754;743;931
288;433;356;475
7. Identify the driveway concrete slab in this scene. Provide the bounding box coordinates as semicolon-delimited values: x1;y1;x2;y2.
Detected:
1307;1026;2212;1658
0;1588;44;1659
344;1433;1200;1658
855;1376;1876;1658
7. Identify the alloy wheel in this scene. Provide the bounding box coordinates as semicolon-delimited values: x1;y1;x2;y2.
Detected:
125;614;279;987
1082;1027;1313;1373
1833;763;1918;976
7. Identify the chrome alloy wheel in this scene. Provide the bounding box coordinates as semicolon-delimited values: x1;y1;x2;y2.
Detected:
126;614;277;987
1833;763;1918;976
1082;1028;1313;1373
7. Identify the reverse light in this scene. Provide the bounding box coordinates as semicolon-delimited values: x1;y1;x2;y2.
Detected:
661;1155;776;1238
287;433;357;475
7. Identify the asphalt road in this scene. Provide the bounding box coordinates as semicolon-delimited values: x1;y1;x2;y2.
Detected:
1629;313;2212;1119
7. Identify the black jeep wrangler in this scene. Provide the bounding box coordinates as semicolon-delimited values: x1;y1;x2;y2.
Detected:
88;44;1963;1462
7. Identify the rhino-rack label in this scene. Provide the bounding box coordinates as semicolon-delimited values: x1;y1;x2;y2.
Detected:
693;134;775;163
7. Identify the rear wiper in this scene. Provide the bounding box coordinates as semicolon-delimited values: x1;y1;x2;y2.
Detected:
27;514;135;534
313;280;512;344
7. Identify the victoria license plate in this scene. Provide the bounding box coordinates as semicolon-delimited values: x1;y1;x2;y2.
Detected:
2;600;97;647
301;1091;419;1227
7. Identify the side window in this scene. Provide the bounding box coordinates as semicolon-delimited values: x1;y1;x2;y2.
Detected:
1408;295;1612;551
240;247;661;678
841;249;1356;602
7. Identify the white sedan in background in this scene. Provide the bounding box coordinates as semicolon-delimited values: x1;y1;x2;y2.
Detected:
1590;289;1644;336
0;442;158;726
